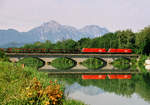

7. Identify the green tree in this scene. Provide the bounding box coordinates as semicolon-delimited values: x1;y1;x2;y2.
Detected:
0;50;9;61
115;30;136;49
136;26;150;54
77;38;92;49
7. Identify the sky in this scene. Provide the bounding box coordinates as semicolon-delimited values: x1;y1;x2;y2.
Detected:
0;0;150;32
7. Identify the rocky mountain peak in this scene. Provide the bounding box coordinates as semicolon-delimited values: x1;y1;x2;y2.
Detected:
42;20;61;28
80;25;109;37
0;20;109;47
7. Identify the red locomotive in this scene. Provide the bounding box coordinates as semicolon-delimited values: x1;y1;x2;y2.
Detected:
81;48;107;53
107;48;132;53
81;48;132;54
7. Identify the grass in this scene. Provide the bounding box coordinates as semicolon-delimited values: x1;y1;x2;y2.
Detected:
63;99;86;105
0;61;85;105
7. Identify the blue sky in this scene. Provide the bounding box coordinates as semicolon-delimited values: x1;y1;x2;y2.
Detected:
0;0;150;32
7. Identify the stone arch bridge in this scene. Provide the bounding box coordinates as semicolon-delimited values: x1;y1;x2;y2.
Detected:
7;53;139;70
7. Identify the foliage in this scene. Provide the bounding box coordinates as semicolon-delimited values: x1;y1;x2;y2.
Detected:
51;57;76;70
77;38;92;49
91;33;118;49
21;78;64;105
135;26;150;54
63;99;85;105
138;55;148;73
0;50;9;61
0;61;60;104
130;58;138;70
115;30;136;49
18;57;44;68
111;58;130;70
0;62;30;104
81;58;104;69
0;61;86;105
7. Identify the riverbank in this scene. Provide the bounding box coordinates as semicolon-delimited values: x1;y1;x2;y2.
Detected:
0;61;85;105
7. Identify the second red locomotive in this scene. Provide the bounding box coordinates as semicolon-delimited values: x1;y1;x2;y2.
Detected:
81;48;132;54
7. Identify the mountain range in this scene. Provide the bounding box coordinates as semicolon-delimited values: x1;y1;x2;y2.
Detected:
0;20;109;48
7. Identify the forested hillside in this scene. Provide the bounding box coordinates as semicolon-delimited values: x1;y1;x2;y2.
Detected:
22;26;150;55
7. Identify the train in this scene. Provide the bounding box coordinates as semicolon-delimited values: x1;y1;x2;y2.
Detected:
82;48;132;53
82;74;132;79
0;48;132;54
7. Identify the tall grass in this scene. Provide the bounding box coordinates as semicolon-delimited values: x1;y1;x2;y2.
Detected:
0;61;85;105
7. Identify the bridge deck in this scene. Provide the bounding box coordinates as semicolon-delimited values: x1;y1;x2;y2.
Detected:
6;53;138;58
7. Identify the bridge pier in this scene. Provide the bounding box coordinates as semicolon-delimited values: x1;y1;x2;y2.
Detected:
101;58;116;70
9;57;20;63
39;58;56;70
71;58;88;70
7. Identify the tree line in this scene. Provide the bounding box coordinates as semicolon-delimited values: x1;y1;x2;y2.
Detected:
22;26;150;55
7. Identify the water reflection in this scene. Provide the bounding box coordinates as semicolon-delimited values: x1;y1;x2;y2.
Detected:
41;61;149;105
48;73;150;105
67;86;150;105
65;83;104;96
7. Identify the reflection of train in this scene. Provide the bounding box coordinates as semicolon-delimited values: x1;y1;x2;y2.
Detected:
82;74;132;79
0;48;132;54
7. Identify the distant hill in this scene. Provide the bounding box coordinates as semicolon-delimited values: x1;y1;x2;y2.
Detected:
0;20;109;48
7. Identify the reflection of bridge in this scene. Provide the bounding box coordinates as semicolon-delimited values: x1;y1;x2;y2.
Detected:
7;53;139;70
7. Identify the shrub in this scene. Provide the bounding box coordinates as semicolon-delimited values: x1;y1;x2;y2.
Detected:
138;55;148;73
21;78;64;105
51;57;76;70
0;50;9;61
111;58;130;70
18;57;44;68
81;58;104;70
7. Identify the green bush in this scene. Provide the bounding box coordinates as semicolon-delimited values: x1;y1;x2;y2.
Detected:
0;61;86;105
130;58;138;70
138;55;148;73
51;57;76;70
18;57;44;68
81;58;104;70
112;58;130;70
0;50;9;61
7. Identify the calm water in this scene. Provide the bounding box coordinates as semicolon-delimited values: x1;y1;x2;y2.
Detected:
39;62;150;105
48;73;150;105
